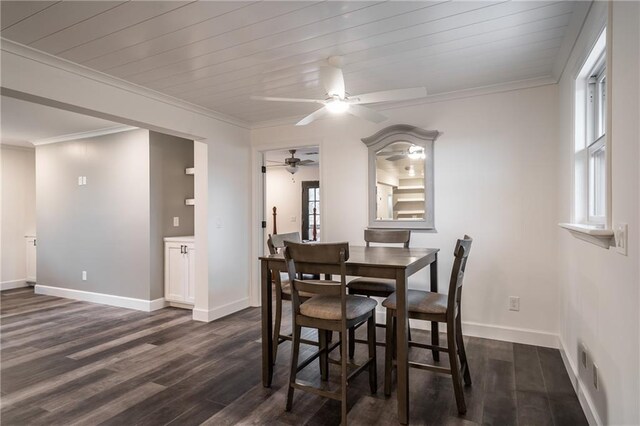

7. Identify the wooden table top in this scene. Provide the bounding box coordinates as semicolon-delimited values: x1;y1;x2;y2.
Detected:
260;245;439;269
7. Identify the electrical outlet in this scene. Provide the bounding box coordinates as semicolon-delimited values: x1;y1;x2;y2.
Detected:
615;223;628;256
509;296;520;311
82;271;87;281
173;217;180;227
580;344;588;368
593;363;599;390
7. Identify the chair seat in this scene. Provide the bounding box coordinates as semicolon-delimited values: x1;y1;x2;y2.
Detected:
382;290;448;316
300;295;377;321
281;279;338;298
347;277;396;295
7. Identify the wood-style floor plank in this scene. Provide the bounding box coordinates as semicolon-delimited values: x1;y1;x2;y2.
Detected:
1;289;588;425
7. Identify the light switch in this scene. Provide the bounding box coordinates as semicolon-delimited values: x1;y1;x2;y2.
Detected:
78;176;83;186
216;216;222;228
615;223;628;256
82;176;87;185
173;217;180;227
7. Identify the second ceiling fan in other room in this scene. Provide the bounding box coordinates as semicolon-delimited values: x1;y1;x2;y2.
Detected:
251;56;427;126
266;149;315;174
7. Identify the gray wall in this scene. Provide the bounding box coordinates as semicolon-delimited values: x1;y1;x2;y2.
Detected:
149;131;194;299
37;129;151;299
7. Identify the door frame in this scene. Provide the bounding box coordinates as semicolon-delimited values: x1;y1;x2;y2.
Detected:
249;138;324;306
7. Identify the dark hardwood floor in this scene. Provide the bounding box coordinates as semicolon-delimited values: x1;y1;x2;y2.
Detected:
1;288;587;425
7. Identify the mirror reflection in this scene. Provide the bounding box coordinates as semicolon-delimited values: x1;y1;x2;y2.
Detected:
375;141;425;221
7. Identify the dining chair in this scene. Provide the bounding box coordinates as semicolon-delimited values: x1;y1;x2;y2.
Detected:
382;235;473;414
267;232;318;363
347;229;412;359
283;241;378;425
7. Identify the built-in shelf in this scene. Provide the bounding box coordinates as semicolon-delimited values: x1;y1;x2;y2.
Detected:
185;198;195;206
396;185;425;190
396;197;425;202
397;210;425;215
559;223;614;249
185;167;194;175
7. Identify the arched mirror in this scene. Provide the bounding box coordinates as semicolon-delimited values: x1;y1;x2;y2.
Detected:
362;125;440;229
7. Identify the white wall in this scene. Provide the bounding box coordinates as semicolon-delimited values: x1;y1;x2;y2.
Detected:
1;40;251;321
265;165;319;236
557;2;640;425
252;83;561;346
0;145;35;289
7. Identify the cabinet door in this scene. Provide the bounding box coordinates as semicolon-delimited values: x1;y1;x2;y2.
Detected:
185;244;195;305
25;238;37;283
165;243;186;303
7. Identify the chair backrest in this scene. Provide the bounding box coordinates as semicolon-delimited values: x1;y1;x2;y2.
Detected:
447;235;473;316
364;229;411;248
283;241;350;320
267;232;302;254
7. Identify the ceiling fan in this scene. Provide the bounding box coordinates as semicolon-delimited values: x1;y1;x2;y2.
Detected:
251;56;427;126
378;145;426;162
266;149;315;174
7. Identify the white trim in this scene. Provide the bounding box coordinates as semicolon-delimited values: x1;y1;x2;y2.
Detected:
250;76;557;129
374;311;559;348
0;38;250;130
1;279;29;290
0;144;35;151
31;125;137;146
558;223;614;248
34;284;166;312
558;336;602;426
192;297;250;322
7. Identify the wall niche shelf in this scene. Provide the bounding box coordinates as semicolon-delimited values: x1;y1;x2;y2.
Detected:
185;198;195;206
185;167;195;175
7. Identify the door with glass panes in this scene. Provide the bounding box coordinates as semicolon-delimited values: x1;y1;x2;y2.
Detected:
301;181;320;241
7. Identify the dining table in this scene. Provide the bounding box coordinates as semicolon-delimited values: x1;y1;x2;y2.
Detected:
259;245;439;425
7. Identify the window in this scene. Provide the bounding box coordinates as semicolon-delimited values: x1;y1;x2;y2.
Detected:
574;28;607;226
301;181;320;241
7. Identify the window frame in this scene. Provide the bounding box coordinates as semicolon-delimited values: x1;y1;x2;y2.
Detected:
573;27;609;228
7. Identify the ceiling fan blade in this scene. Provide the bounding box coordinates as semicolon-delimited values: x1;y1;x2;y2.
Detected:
351;87;427;104
266;159;285;164
320;66;345;98
298;159;315;165
347;105;387;123
296;107;329;126
251;96;324;104
385;154;407;162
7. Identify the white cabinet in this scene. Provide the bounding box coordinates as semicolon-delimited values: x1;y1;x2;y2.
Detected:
164;237;195;307
25;236;37;283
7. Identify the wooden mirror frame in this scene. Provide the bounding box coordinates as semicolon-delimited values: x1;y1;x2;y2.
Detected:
362;124;441;230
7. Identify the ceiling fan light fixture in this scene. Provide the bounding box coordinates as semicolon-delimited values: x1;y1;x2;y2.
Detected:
286;164;299;174
408;145;425;160
325;99;349;114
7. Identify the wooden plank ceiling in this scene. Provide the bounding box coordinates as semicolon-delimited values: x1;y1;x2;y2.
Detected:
1;1;589;125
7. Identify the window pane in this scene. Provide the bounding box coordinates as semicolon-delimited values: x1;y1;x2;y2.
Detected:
590;145;606;218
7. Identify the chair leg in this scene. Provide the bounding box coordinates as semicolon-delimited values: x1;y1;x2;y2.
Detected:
384;309;394;397
392;316;397;360
319;329;329;381
340;331;348;425
408;322;412;342
286;324;302;412
273;295;283;364
456;313;472;386
447;321;466;414
367;315;377;394
431;322;440;362
348;326;356;359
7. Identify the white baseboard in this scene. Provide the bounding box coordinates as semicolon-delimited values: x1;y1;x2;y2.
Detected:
1;279;29;290
558;336;601;426
192;297;250;322
34;284;166;312
374;311;559;348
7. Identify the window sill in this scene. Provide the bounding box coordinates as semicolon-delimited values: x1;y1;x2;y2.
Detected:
559;223;614;249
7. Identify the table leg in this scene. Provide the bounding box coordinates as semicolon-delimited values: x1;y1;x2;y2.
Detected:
430;253;439;362
261;259;273;387
396;269;409;424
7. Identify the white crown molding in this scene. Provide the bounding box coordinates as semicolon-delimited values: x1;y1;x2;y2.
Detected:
0;38;250;130
249;75;558;130
31;125;137;146
0;143;35;151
